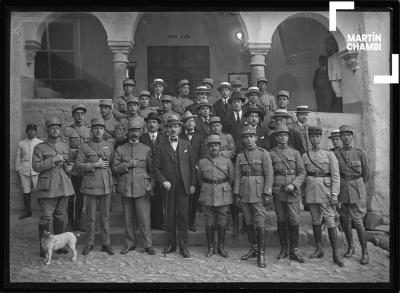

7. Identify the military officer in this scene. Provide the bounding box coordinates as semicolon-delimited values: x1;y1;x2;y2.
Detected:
138;90;156;118
63;104;91;232
172;79;193;115
75;118;115;255
335;125;370;265
270;125;306;263
198;135;234;258
32;117;75;257
112;78;135;120
99;99;119;148
234;126;274;268
302;126;343;266
149;78;167;109
257;77;276;113
113;120;156;255
328;129;342;151
115;95;146;145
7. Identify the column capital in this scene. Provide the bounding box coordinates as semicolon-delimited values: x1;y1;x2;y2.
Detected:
338;48;360;72
24;40;42;66
108;40;133;56
246;42;271;56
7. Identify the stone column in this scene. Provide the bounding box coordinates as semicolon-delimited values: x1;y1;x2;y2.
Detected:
108;40;133;98
247;43;271;86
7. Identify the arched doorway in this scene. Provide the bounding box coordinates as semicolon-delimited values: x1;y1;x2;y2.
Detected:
34;13;113;99
267;15;343;112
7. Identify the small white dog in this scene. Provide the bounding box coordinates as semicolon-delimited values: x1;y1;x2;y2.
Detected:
41;231;77;265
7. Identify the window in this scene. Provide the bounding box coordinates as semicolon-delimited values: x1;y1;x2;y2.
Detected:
35;19;81;83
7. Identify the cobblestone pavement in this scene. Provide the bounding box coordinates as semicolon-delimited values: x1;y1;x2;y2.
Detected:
9;212;390;283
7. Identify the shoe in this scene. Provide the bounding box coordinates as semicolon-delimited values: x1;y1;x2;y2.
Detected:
162;245;176;254
179;248;190;258
144;247;156;255
217;225;229;258
342;218;354;258
205;225;215;257
310;225;324;259
82;245;94;255
241;225;257;260
277;222;289;260
101;245;115;255
120;246;136;254
357;227;369;265
289;225;305;263
257;227;266;268
56;247;69;254
328;227;344;267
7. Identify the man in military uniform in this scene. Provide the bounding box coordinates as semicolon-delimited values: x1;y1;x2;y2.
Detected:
328;129;342;151
243;106;267;147
99;99;118;148
213;82;233;123
257;77;276;113
138;90;156;119
113;120;156;255
233;126;273;268
292;106;311;152
149;78;167;109
270;125;306;263
242;87;267;120
159;95;181;132
32;117;75;257
198;135;234;258
276;90;297;125
302;126;344;266
63;104;91;232
75;118;115;256
115;95;145;145
185;86;210;115
201;116;236;160
172;79;193;115
335;125;370;265
113;78;135;120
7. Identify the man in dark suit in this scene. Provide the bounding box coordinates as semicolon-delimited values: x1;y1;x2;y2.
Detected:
139;112;167;230
154;114;196;258
194;98;212;139
213;82;233;123
185;86;210;115
242;106;267;148
179;111;206;232
149;78;167;109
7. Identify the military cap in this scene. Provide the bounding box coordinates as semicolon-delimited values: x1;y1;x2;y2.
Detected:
274;125;290;135
123;78;135;86
128;120;144;130
181;111;197;122
139;90;151;98
230;91;246;103
241;126;257;136
339;125;354;135
256;77;268;84
166;114;182;125
208;116;222;125
217;82;233;91
45;117;62;128
91;117;105;127
245;86;261;97
151;78;167;88
295;105;310;113
144;111;161;123
201;78;214;87
277;90;290;98
126;95;139;105
161;95;173;103
72;104;87;114
196;98;212;110
206;135;221;144
244;106;264;118
308;125;322;135
195;85;210;93
177;79;190;88
272;109;291;119
99;99;113;108
328;129;341;139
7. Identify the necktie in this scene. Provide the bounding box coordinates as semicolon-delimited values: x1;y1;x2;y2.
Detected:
236;112;241;124
169;137;178;142
187;131;194;136
151;134;156;142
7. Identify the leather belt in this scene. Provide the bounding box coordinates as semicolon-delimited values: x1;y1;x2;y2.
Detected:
203;178;229;184
307;171;331;177
340;173;362;180
274;170;295;176
241;171;263;177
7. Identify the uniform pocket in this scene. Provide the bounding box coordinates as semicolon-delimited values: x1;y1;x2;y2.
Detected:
255;177;264;197
36;175;50;191
144;174;152;192
323;177;332;187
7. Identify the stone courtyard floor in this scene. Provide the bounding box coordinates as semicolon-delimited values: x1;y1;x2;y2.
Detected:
8;210;390;284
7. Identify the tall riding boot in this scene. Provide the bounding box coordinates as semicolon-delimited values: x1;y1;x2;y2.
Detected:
289;225;305;263
342;218;355;258
205;225;215;257
53;217;69;254
241;225;257;260
277;222;289;259
310;224;324;258
67;197;75;231
19;193;32;220
357;227;369;265
231;204;239;237
217;225;229;258
256;227;266;268
328;227;344;266
38;222;49;257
